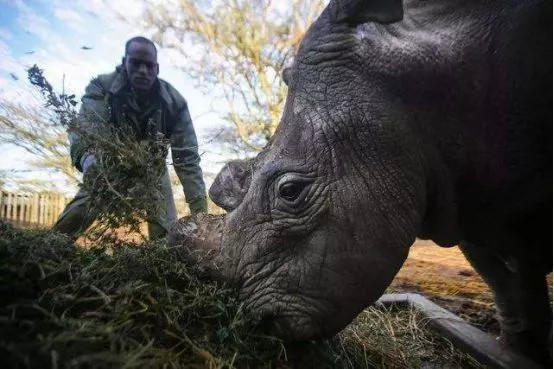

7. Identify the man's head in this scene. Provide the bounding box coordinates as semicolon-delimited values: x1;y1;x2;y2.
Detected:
123;36;159;92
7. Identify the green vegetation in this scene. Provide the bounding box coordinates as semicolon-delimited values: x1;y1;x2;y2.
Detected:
0;222;483;368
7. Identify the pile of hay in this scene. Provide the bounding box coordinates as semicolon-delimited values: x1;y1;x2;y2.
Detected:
0;221;482;368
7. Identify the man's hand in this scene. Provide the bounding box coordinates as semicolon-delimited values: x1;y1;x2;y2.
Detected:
80;153;96;174
188;196;208;214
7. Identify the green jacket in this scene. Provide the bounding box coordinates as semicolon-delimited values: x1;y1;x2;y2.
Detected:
69;66;207;213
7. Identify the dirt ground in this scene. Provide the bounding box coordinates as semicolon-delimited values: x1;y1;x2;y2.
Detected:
389;240;553;335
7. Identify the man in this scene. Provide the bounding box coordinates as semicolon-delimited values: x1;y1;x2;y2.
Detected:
53;36;207;239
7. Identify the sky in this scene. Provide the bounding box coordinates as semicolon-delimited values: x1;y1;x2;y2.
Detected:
0;0;228;193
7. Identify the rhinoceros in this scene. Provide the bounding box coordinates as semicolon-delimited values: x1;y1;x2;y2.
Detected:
208;0;552;363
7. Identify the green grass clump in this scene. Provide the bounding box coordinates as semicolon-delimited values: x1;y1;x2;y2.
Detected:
0;222;482;368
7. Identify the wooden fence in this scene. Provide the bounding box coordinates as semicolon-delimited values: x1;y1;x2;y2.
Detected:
0;191;70;228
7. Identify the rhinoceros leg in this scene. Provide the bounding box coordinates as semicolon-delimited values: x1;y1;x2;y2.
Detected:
459;241;552;365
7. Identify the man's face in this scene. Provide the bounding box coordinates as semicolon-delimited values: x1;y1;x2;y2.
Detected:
124;41;158;92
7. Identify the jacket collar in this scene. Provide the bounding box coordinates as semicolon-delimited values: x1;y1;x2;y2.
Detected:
108;65;128;95
109;65;173;106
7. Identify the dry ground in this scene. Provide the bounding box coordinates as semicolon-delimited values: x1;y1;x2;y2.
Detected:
389;240;553;335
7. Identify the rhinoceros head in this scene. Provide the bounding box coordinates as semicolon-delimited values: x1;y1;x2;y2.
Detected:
210;0;457;340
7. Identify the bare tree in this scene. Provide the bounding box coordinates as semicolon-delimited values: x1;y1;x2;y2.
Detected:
133;0;325;153
0;98;79;190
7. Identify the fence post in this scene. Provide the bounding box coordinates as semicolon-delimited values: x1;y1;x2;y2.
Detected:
22;194;28;225
42;193;47;226
43;193;48;226
24;194;29;224
47;193;53;226
15;194;20;225
17;194;23;224
11;193;16;221
48;193;54;226
39;194;44;225
51;193;56;226
7;193;12;221
22;194;28;224
0;191;4;219
25;194;31;224
56;194;64;223
45;193;50;226
44;193;49;226
31;193;38;224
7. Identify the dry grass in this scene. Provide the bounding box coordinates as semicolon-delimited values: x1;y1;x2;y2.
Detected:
1;222;483;368
332;304;484;369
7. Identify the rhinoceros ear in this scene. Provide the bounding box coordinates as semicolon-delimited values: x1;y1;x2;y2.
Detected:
331;0;403;25
209;160;253;212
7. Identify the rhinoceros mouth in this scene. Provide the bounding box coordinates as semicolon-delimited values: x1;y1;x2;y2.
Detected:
244;291;336;340
254;307;328;341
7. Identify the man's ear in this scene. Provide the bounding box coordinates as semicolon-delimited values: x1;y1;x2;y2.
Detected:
330;0;403;25
156;63;159;76
121;56;126;66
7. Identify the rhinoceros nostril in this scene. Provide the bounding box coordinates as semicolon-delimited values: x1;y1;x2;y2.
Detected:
256;313;280;336
256;310;298;338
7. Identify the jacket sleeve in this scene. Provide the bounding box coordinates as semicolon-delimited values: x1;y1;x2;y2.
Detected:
170;100;207;212
69;78;109;172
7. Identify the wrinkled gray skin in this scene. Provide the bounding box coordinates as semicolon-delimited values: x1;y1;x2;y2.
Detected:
210;0;551;364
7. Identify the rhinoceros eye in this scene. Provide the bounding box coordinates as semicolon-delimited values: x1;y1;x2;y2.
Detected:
278;181;305;202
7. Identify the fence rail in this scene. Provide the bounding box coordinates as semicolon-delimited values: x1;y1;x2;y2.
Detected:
0;191;69;228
